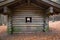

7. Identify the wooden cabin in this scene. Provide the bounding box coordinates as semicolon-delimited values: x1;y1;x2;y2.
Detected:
0;0;60;34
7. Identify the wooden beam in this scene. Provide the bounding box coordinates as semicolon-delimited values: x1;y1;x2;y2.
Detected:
3;6;8;13
0;0;6;3
8;0;26;9
31;3;46;10
12;2;27;9
27;0;31;6
32;0;49;9
46;7;54;14
0;0;14;6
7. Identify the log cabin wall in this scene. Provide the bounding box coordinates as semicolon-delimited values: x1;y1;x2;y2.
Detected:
8;3;48;33
1;0;60;33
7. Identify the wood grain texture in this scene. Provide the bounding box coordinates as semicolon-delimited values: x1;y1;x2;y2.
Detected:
8;3;48;32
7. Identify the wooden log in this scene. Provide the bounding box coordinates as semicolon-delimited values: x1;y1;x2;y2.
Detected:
44;16;49;32
0;14;2;25
46;7;54;14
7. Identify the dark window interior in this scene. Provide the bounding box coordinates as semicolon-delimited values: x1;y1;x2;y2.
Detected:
25;17;32;23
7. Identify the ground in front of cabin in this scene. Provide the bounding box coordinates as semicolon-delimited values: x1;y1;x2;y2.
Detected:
0;21;60;40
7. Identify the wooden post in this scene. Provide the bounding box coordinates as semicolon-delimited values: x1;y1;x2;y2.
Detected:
52;15;55;22
45;16;49;32
8;14;13;34
43;13;49;32
10;15;13;34
3;6;8;13
43;7;54;32
43;17;46;32
3;6;14;34
43;16;49;32
0;14;2;25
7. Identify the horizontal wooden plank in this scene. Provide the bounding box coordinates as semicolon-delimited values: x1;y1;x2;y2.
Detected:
13;27;43;30
12;9;44;27
14;10;43;11
13;31;43;33
12;22;44;24
13;17;43;20
12;23;44;25
13;19;43;21
13;26;43;30
12;24;43;27
13;13;42;17
12;19;43;21
12;21;44;23
13;26;43;33
12;16;43;18
14;13;42;16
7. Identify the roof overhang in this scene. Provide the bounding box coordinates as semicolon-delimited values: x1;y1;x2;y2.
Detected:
0;0;60;15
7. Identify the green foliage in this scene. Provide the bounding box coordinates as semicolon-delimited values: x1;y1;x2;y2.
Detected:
44;27;49;32
13;27;21;32
7;27;22;33
7;27;12;34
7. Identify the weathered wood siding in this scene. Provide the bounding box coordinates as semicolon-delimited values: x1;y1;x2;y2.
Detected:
10;4;45;32
13;10;44;26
